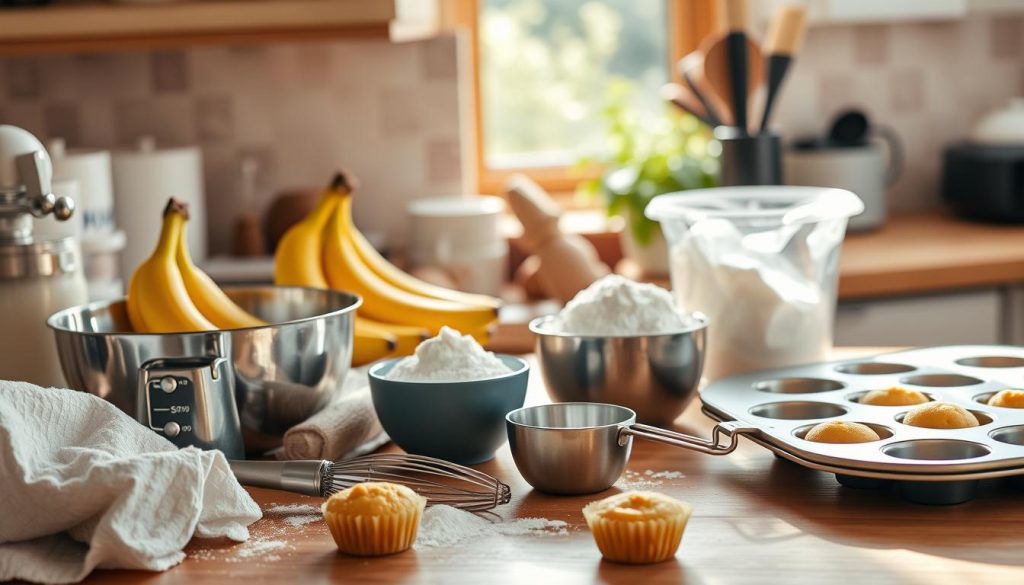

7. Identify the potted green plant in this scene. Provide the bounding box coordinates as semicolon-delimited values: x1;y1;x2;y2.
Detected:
577;80;719;275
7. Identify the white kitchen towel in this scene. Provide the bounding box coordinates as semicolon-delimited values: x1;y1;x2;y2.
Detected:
0;380;262;584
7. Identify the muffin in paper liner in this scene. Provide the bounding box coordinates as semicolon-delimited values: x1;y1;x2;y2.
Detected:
321;481;427;556
582;491;691;564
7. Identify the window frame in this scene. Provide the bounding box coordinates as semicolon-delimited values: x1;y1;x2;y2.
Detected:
442;0;719;196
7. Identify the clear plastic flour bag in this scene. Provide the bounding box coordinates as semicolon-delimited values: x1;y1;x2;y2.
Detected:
646;187;863;380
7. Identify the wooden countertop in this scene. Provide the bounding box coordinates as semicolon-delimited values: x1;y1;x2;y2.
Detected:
839;212;1024;300
83;348;1024;585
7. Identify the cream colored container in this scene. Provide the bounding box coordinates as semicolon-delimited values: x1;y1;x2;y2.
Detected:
112;137;205;278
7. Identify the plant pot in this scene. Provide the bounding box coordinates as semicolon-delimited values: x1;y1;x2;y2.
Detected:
619;224;669;276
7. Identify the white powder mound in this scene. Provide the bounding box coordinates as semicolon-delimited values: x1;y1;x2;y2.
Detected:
552;274;692;336
386;326;512;382
415;505;568;548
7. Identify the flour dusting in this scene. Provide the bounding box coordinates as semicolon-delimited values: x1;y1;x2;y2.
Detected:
415;505;568;549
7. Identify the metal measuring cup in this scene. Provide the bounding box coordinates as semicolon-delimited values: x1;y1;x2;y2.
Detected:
505;402;755;495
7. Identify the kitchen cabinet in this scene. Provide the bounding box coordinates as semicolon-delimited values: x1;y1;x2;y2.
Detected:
0;0;432;55
834;289;1003;347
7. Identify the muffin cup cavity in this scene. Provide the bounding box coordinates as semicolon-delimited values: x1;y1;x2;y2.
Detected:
834;362;916;375
955;356;1024;368
793;422;893;441
990;425;1024;446
753;378;845;394
882;439;991;461
847;390;934;406
900;374;984;387
895;409;993;427
748;401;847;420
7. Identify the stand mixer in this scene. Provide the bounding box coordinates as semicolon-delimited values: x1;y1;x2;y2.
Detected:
0;124;86;388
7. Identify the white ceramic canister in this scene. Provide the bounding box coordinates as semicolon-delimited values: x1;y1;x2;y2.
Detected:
48;139;116;236
112;137;205;279
407;196;508;296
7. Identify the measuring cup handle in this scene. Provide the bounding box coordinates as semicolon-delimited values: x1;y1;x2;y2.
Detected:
620;421;758;456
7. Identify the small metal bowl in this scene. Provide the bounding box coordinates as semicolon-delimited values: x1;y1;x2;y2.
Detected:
528;314;708;425
369;355;529;465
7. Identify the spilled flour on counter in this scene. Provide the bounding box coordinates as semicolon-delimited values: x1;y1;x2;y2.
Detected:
266;503;322;528
615;469;686;490
416;505;568;549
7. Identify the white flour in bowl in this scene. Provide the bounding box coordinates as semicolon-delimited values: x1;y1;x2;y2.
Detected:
415;505;568;548
551;274;692;336
386;326;512;382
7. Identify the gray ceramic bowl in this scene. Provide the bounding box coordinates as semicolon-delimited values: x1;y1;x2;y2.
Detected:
529;314;708;425
368;355;529;465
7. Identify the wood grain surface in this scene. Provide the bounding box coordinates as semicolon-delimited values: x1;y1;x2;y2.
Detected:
80;349;1024;585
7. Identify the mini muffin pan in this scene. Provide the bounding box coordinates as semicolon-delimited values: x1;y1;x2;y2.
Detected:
699;345;1024;505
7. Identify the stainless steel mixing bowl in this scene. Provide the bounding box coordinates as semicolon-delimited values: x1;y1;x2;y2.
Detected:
529;314;709;425
48;286;360;455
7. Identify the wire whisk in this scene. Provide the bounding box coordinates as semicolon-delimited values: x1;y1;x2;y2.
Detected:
229;453;512;512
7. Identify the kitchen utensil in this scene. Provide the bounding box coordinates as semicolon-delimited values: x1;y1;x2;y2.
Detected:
367;355;530;465
229;453;513;511
112;136;204;278
788;109;903;231
678;51;729;126
759;4;807;132
700;345;1024;504
646;186;863;380
0;124;87;389
529;313;708;425
505;174;609;303
506;402;752;495
715;126;783;186
704;0;760;134
660;83;715;127
232;156;266;257
943;99;1024;223
48;285;360;456
406;195;508;296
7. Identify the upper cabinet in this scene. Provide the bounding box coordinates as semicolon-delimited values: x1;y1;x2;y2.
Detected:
0;0;438;55
753;0;1024;26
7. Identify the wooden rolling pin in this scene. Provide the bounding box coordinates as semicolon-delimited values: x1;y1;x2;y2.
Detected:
504;175;608;304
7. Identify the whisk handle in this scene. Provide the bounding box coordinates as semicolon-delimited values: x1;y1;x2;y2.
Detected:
228;460;329;497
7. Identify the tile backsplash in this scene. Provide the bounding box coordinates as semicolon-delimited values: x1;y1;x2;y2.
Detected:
0;36;466;255
772;16;1024;211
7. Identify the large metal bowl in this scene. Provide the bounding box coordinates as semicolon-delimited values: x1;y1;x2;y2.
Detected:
48;286;360;454
529;314;708;425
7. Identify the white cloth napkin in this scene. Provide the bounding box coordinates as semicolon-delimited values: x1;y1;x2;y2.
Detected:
0;380;262;584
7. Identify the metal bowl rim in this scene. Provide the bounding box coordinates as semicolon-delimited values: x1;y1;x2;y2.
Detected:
505;402;637;431
46;285;362;337
369;354;530;385
528;312;709;340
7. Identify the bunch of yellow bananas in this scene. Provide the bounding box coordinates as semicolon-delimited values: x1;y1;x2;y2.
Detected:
127;199;265;332
274;173;500;365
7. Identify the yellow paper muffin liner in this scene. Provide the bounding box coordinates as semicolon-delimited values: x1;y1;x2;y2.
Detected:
323;499;426;556
583;505;691;564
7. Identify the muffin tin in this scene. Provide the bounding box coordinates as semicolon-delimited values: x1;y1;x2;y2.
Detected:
698;346;1024;505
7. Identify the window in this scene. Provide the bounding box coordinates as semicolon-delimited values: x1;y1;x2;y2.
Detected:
449;0;717;195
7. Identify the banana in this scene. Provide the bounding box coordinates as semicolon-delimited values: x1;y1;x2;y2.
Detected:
273;175;344;288
126;271;148;332
323;193;498;333
126;199;217;333
352;320;397;366
340;195;501;310
356;316;429;357
176;217;265;329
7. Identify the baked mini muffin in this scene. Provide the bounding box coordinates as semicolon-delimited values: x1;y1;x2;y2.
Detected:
804;421;881;443
321;482;426;556
902;402;979;429
582;491;691;564
988;389;1024;408
861;386;929;407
